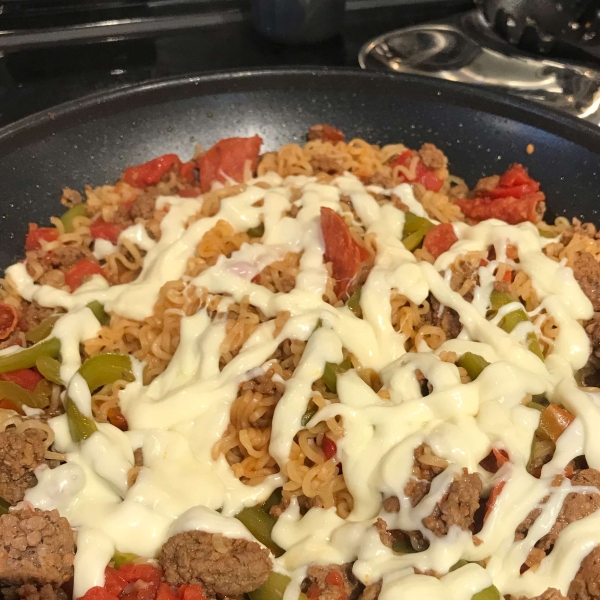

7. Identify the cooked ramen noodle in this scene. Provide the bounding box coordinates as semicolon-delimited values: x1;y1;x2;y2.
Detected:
0;125;599;600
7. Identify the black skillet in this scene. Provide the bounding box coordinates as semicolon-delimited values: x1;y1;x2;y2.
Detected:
0;67;599;268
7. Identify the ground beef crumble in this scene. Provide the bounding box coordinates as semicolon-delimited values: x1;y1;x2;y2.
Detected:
160;531;271;597
0;428;47;505
572;252;600;312
418;143;447;171
422;471;482;537
0;508;74;587
303;563;362;600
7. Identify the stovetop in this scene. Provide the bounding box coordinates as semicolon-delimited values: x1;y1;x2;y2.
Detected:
0;1;473;128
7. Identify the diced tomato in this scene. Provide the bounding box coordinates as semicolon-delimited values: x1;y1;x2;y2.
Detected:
123;154;183;189
0;368;43;392
117;564;162;585
25;223;59;251
314;125;345;143
322;436;337;460
104;567;128;597
565;464;574;479
90;219;124;245
198;136;262;193
107;407;128;431
178;188;202;198
477;163;540;200
0;303;19;340
499;163;534;188
117;565;162;600
479;259;488;267
325;571;344;587
539;404;575;443
502;269;512;283
479;448;510;474
454;192;545;225
422;223;458;259
179;160;196;184
79;587;119;600
177;585;207;600
392;150;443;192
64;259;106;292
484;480;506;522
320;207;369;297
0;399;21;412
306;583;321;600
156;583;178;600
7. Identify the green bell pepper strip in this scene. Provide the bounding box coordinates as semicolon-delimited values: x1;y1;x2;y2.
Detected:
402;212;435;252
87;301;110;326
322;359;352;394
0;338;60;374
61;204;88;233
0;380;49;409
301;404;318;427
66;397;98;442
456;352;490;380
392;536;417;554
36;355;63;385
472;586;501;600
24;316;61;344
261;488;283;514
111;550;138;569
526;401;546;412
499;309;529;333
248;573;308;600
66;353;134;442
0;496;9;515
489;290;515;313
449;559;469;572
247;223;265;238
526;332;545;361
78;353;135;393
346;288;362;317
403;212;431;236
235;506;284;557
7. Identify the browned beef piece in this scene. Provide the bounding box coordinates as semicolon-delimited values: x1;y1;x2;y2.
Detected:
516;469;600;571
130;193;157;221
474;175;500;195
46;247;92;271
373;518;392;548
537;469;600;552
515;589;568;600
424;295;462;340
573;253;600;312
303;563;362;600
359;581;381;600
17;302;57;334
422;472;482;537
418;143;447;171
382;496;400;513
493;281;511;293
0;427;46;505
307;125;345;144
160;530;271;597
569;545;600;600
133;448;143;467
60;188;83;207
16;584;62;600
413;444;447;481
585;319;600;358
112;203;134;227
310;156;344;175
0;508;74;587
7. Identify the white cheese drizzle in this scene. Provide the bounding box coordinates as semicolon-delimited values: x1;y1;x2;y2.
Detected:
5;172;597;600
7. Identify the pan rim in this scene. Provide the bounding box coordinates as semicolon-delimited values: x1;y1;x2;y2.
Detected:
0;66;598;152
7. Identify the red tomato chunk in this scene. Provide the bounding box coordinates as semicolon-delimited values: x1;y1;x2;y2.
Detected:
65;259;106;292
25;223;59;251
422;223;458;259
123;154;183;189
198;136;262;193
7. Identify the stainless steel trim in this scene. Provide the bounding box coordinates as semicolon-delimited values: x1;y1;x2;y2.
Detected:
359;11;600;125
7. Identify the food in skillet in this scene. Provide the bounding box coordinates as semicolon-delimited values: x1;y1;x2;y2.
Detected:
0;124;599;600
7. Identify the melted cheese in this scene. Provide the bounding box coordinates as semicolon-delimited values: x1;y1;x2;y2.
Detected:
7;172;598;600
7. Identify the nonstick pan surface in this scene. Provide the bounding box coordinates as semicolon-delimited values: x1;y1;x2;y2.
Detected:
0;67;599;267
